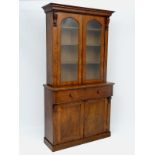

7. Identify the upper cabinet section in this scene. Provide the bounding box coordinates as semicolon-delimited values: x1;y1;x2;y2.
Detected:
42;3;114;87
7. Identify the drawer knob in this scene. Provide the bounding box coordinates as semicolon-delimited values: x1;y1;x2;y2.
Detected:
97;90;100;94
69;93;72;98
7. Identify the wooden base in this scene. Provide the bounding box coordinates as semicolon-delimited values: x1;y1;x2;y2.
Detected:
44;131;111;151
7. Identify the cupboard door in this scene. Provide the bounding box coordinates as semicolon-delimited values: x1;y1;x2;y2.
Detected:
83;16;106;84
57;13;82;86
53;102;84;144
84;98;109;137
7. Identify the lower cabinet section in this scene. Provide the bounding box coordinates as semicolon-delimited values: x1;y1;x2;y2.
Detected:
52;98;111;145
44;83;113;151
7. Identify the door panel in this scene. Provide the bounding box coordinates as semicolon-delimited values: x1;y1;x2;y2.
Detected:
82;16;106;84
53;102;84;144
84;98;108;137
57;13;82;86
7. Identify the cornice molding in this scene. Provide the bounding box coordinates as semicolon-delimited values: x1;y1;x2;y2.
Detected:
42;3;115;17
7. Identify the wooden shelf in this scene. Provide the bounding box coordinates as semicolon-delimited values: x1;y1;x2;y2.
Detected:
61;62;99;65
61;44;78;46
87;28;101;31
61;63;77;65
62;26;78;30
86;62;100;65
86;44;101;47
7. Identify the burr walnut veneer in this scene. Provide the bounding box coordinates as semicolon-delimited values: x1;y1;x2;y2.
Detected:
42;3;114;151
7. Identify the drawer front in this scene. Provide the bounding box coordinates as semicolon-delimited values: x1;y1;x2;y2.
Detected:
82;85;113;100
54;85;113;104
55;89;82;104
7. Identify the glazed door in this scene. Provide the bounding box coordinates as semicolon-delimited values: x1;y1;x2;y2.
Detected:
84;98;110;137
57;13;82;86
53;102;84;144
82;16;106;84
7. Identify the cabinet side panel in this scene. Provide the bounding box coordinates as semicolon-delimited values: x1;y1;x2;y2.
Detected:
103;17;110;82
44;87;54;143
46;13;53;84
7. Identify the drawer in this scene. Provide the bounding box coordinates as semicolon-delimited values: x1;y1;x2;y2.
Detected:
55;89;82;104
82;85;113;100
54;84;113;104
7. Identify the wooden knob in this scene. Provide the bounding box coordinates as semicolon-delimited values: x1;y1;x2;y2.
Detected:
69;93;72;98
97;90;100;94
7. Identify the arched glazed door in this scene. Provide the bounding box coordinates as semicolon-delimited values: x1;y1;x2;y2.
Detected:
83;16;106;84
57;13;82;86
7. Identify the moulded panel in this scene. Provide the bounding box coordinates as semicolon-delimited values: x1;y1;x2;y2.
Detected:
84;98;109;137
53;102;84;144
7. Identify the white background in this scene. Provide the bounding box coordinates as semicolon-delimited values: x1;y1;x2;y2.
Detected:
19;0;134;155
2;1;155;155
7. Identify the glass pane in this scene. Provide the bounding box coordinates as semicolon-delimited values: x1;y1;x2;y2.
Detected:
61;18;79;82
86;20;101;80
87;21;101;29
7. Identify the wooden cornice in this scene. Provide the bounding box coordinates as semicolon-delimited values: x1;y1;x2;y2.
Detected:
42;3;115;17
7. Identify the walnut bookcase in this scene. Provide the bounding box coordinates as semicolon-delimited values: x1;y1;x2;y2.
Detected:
42;3;115;151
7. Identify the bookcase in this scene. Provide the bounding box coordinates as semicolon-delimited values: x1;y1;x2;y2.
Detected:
42;3;115;151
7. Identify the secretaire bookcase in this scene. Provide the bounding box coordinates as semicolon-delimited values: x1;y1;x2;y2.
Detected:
42;3;115;151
